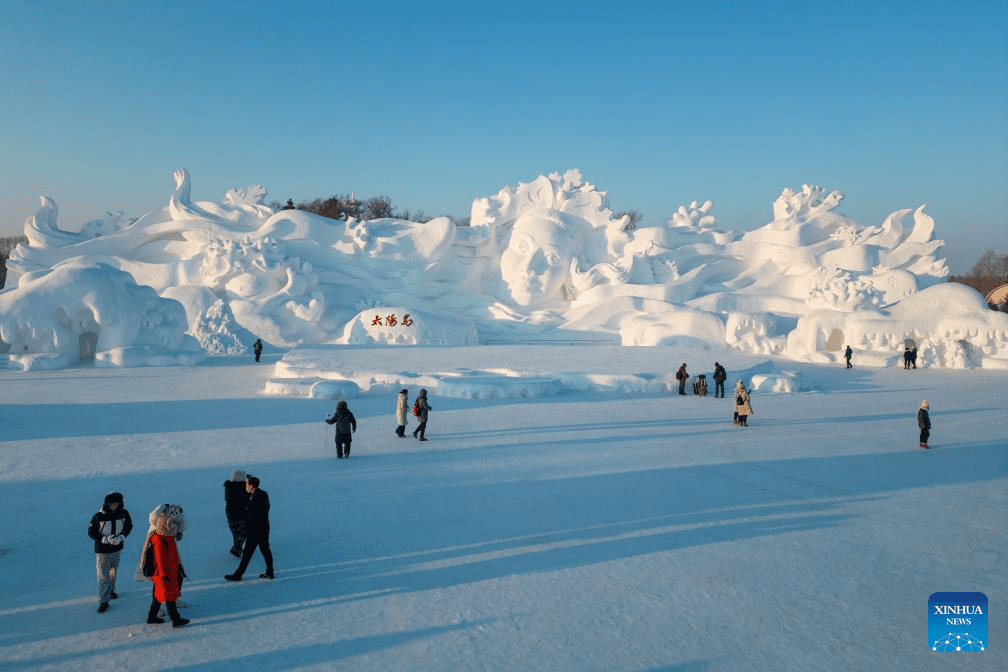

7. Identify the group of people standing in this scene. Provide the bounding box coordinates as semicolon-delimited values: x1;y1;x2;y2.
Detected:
903;345;918;369
674;361;754;428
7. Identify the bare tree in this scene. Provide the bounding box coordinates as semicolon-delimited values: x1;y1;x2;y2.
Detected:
614;210;643;231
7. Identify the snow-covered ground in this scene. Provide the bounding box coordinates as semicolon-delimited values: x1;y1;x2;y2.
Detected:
1;345;1004;671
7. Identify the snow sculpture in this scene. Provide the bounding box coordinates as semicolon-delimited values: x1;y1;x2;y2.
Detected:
0;260;203;370
5;168;1007;370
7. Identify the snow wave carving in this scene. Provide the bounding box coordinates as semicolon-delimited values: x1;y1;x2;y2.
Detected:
4;168;1007;371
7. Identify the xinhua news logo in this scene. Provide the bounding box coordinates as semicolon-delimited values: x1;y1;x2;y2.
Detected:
929;592;987;652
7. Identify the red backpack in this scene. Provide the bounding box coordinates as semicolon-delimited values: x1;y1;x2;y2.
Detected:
412;399;420;417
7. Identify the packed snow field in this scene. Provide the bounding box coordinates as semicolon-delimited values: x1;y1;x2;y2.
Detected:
1;346;1005;671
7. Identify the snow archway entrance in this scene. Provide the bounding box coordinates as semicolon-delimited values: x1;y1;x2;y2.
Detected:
79;331;98;363
825;328;843;352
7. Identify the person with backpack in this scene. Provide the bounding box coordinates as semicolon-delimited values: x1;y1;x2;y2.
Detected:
713;362;726;398
253;338;263;362
395;388;409;437
675;363;689;396
918;400;931;449
412;388;431;441
143;503;190;627
325;400;357;458
734;380;753;426
88;491;133;613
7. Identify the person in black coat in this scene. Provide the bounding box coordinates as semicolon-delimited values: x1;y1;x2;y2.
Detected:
713;362;727;398
325;400;358;458
226;476;274;581
87;491;133;612
223;469;248;557
253;338;263;362
918;400;931;449
844;345;853;368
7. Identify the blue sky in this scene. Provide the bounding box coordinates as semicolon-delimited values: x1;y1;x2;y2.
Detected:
1;1;1005;273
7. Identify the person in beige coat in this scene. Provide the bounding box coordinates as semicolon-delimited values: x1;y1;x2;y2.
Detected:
734;380;753;426
395;389;409;437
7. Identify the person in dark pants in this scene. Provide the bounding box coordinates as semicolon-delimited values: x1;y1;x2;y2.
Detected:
903;347;911;369
223;469;248;557
918;400;931;449
676;363;689;395
911;347;918;369
844;345;853;368
412;388;431;441
225;476;274;581
325;400;357;458
253;338;263;362
145;503;190;627
713;362;726;398
88;491;133;613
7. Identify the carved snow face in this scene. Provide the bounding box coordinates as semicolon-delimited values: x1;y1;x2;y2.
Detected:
500;212;577;307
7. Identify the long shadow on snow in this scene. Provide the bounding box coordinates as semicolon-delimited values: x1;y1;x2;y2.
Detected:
2;397;363;441
0;440;1003;660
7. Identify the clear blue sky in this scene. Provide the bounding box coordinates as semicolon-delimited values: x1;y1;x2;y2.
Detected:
2;0;1005;273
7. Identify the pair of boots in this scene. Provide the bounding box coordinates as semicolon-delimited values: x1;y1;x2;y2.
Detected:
919;442;929;450
395;425;405;437
147;598;189;627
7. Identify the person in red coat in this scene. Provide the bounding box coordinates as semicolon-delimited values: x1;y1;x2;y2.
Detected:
144;503;190;627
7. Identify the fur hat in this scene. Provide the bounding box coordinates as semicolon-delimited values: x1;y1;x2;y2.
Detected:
921;400;929;410
103;491;124;508
230;468;247;482
418;388;427;397
149;503;186;540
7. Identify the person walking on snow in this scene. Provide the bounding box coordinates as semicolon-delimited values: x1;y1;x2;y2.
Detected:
325;400;357;458
734;380;754;426
88;491;133;613
844;345;853;368
713;362;726;398
918;400;931;449
395;388;409;437
144;503;190;627
253;338;263;362
676;363;689;396
223;469;248;557
412;388;431;441
226;475;274;581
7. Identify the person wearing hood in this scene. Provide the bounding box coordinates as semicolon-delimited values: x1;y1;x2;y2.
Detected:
734;380;753;427
412;388;431;441
918;400;931;449
143;503;190;627
224;469;248;557
88;491;133;613
325;400;358;458
395;388;409;437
